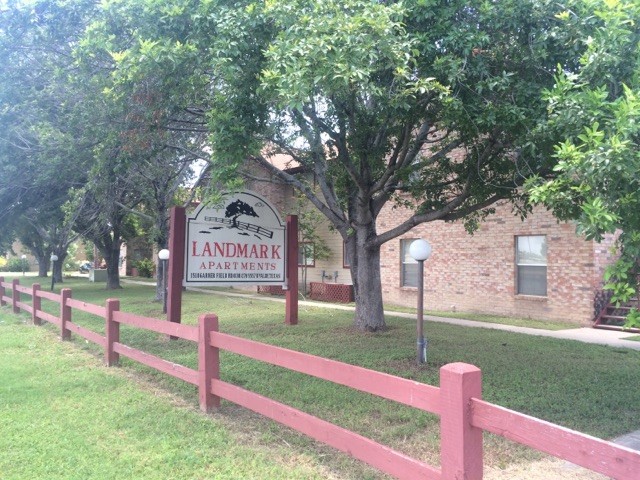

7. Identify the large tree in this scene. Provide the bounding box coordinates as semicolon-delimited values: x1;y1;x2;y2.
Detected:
1;0;205;290
0;0;97;281
204;0;575;330
527;0;640;326
76;0;212;293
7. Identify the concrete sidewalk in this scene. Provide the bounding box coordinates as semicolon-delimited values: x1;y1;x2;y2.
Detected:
157;282;640;351
123;279;640;351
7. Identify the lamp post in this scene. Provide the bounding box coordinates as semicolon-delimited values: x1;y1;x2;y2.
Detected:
158;249;170;314
409;239;432;364
21;255;27;276
50;254;59;291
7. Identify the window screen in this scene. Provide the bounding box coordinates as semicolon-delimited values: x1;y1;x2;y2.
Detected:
516;236;547;296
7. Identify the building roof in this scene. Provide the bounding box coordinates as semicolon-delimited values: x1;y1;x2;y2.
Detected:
264;153;301;172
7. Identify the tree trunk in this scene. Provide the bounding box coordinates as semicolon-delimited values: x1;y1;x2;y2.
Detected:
155;258;165;302
52;254;66;283
103;240;122;290
153;209;170;301
349;230;386;331
36;254;48;277
301;266;307;295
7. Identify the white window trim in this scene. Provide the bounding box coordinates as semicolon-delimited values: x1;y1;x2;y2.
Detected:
515;235;548;297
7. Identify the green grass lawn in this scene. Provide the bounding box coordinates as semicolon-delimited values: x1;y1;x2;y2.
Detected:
2;275;640;477
0;315;338;480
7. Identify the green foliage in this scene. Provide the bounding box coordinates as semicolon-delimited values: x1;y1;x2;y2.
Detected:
3;0;636;328
0;257;29;273
527;0;640;303
62;243;79;272
133;258;155;278
1;0;206;290
201;0;581;328
625;308;640;330
82;241;95;262
292;198;331;261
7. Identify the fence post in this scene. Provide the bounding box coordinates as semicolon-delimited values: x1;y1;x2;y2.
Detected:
285;215;298;325
198;314;220;413
105;298;120;366
0;276;5;306
60;288;72;340
32;284;41;325
12;279;20;314
440;362;483;480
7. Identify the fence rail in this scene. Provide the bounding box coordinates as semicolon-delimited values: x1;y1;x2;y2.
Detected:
113;310;198;341
472;399;640;478
1;276;638;480
210;330;442;413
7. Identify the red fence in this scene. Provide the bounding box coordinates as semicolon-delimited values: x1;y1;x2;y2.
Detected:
309;281;354;303
1;277;639;479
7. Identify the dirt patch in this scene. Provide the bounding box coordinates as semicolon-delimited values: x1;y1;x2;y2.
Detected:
485;457;609;480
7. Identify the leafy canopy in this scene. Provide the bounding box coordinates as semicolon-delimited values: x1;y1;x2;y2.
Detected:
527;0;640;322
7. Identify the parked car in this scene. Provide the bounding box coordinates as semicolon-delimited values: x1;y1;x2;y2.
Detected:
78;261;93;273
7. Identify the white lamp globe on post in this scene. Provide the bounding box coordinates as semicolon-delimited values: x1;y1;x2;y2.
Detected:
158;249;170;314
21;254;27;276
50;254;59;291
409;239;432;364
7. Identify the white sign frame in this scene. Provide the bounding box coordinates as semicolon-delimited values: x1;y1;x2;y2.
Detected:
183;191;287;286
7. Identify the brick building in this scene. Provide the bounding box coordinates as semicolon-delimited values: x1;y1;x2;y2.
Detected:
378;201;616;325
249;158;617;326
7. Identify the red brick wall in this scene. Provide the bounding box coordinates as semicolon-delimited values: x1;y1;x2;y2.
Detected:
249;164;618;325
244;170;294;219
378;201;617;325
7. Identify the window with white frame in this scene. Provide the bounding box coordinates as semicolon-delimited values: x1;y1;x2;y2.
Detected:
516;235;547;296
401;239;419;287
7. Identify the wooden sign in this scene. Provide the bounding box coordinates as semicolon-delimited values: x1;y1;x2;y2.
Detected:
184;191;286;286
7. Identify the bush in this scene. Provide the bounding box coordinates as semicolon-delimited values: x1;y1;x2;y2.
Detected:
64;259;80;272
64;243;79;272
0;257;30;273
133;258;155;278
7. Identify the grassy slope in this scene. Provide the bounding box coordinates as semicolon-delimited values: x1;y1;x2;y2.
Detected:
2;275;639;476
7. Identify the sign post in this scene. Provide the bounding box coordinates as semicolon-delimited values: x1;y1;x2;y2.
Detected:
166;191;298;325
167;206;186;325
285;215;298;325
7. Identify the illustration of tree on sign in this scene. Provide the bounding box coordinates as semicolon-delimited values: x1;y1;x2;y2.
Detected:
225;199;258;229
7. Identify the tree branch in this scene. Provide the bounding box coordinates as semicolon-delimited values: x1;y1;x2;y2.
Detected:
249;154;348;230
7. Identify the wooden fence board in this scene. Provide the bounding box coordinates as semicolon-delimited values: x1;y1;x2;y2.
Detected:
211;332;441;413
113;311;198;342
35;290;60;302
15;302;32;314
113;342;198;385
36;310;61;326
14;284;31;294
472;399;640;479
4;279;636;480
65;298;106;317
65;321;106;348
212;379;441;480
